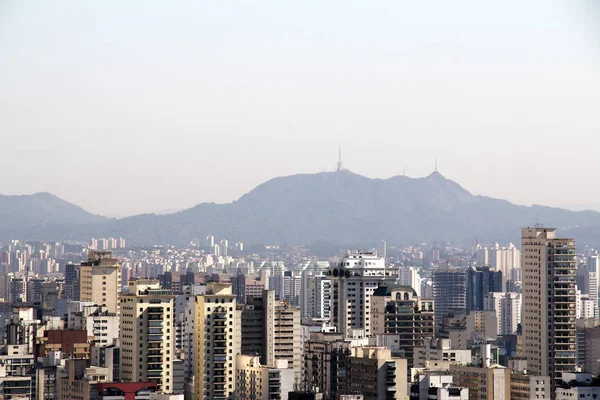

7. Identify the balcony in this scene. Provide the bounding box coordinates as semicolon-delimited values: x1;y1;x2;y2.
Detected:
148;364;163;371
554;351;576;358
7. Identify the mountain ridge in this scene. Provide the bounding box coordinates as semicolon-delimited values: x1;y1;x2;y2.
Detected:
2;170;600;247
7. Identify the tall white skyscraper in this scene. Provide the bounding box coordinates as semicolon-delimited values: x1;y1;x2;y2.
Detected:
206;235;215;248
220;239;228;257
520;227;577;387
300;261;330;319
379;240;387;259
590;272;599;319
487;243;520;284
476;245;489;266
588;255;600;313
397;266;422;297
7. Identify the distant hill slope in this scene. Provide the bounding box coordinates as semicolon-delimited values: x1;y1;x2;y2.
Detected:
3;171;600;247
0;192;107;242
0;192;105;226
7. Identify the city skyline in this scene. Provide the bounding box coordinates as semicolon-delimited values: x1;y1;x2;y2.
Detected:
1;1;599;216
0;228;590;399
2;0;600;398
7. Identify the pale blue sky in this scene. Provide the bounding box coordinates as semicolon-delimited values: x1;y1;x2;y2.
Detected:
0;1;599;216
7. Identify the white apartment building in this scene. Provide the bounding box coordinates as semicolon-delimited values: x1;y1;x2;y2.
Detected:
580;295;597;319
397;266;422;297
484;292;521;335
301;268;331;320
328;251;398;337
67;304;119;347
488;242;521;277
300;261;330;319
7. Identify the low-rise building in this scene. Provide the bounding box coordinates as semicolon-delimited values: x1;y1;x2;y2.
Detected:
413;339;471;369
450;364;510;400
58;360;110;400
96;381;158;400
509;373;550;400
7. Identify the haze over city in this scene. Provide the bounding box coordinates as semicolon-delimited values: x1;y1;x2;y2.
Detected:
0;1;599;217
5;2;600;400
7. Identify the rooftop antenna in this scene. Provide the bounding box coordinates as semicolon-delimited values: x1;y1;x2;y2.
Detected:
535;214;543;228
337;146;343;172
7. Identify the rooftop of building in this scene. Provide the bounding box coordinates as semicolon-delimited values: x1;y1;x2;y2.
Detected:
82;250;121;266
373;285;417;297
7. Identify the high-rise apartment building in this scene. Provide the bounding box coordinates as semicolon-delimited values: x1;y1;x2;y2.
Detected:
397;266;422;297
476;245;489;266
220;240;228;257
194;282;238;400
206;235;215;248
300;261;330;320
343;347;407;400
328;251;398;337
520;227;577;388
371;285;434;370
238;290;303;381
510;373;551;400
450;364;510;400
379;240;387;259
484;292;521;335
587;255;600;305
465;266;503;313
67;304;120;348
489;243;521;280
120;279;174;393
235;355;295;400
303;332;349;397
269;271;302;306
79;251;121;315
232;274;264;305
432;269;467;326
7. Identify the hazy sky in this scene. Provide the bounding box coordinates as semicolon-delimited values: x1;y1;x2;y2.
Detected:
1;1;599;217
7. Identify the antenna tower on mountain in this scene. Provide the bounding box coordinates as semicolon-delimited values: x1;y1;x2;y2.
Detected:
337;146;343;171
435;157;438;172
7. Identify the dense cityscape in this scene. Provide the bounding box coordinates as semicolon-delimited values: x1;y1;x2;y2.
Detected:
0;226;596;400
2;2;597;400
